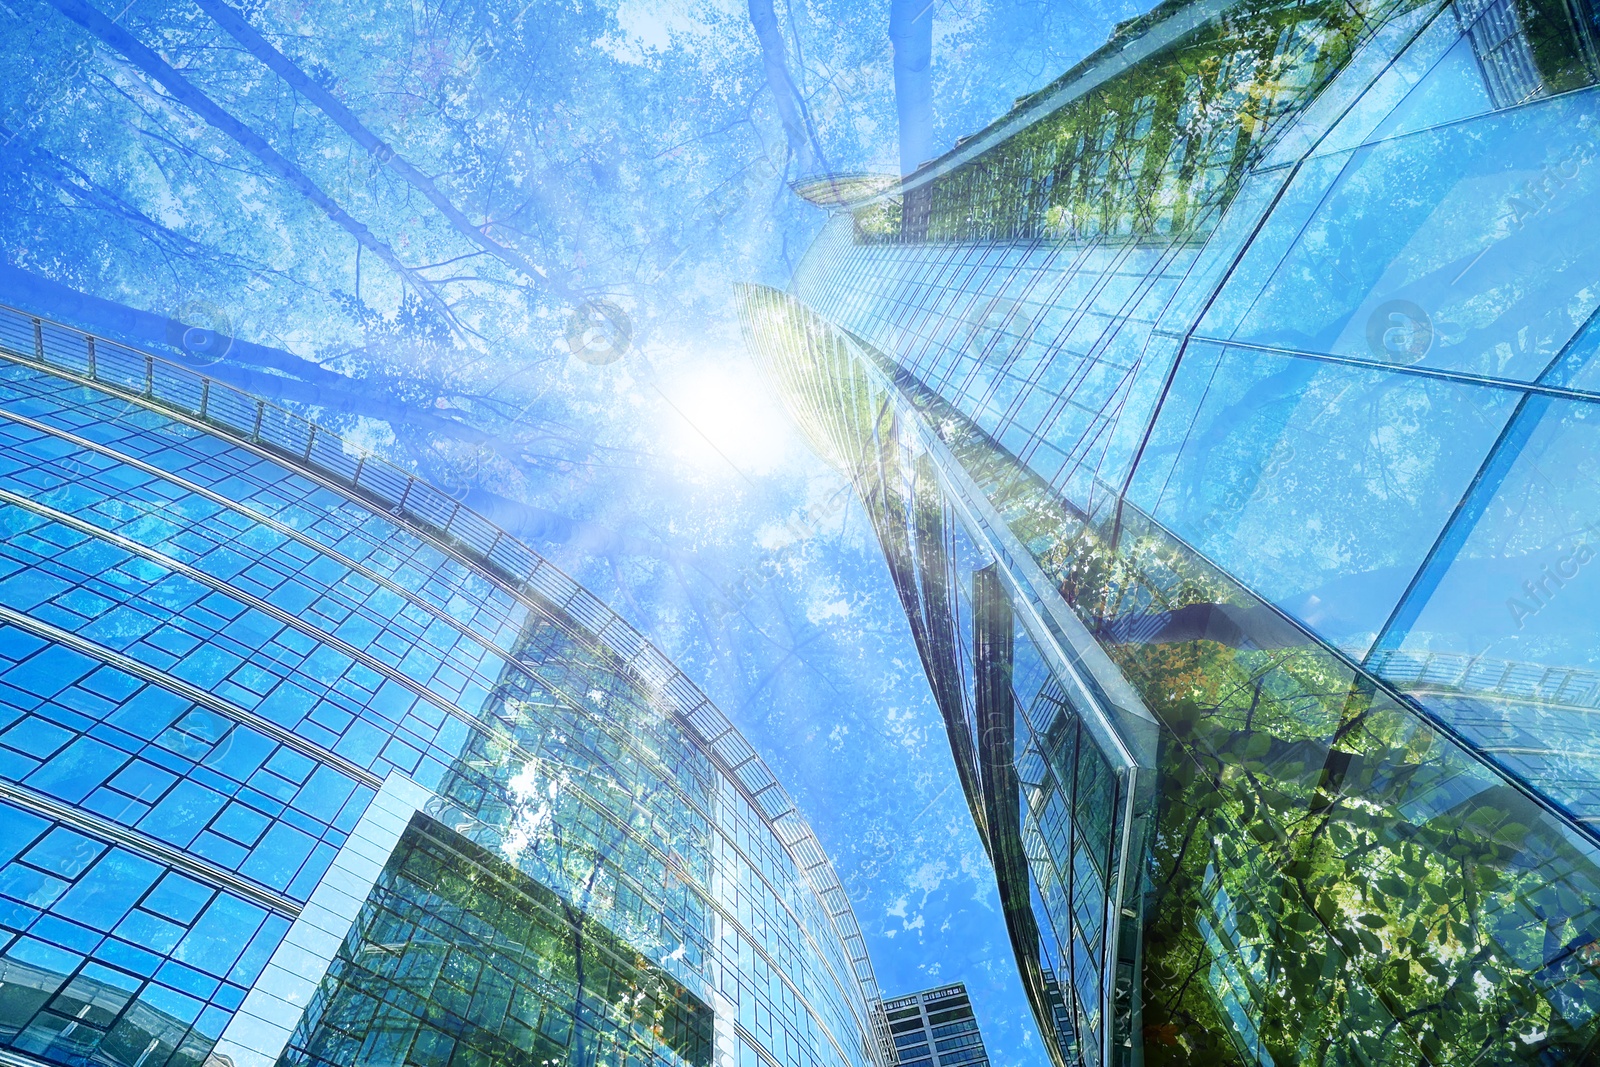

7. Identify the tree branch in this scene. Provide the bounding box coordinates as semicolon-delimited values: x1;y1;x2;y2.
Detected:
190;0;577;303
43;0;467;340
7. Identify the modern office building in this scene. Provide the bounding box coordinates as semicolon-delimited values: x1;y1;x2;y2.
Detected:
742;0;1600;1063
0;303;892;1067
882;984;989;1067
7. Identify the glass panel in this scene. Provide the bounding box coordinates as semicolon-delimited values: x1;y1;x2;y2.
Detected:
1130;342;1518;653
1541;306;1600;391
1194;152;1353;341
1364;34;1496;142
1375;394;1600;816
864;0;1435;246
0;803;282;1067
1303;7;1468;156
281;816;712;1067
1222;87;1600;384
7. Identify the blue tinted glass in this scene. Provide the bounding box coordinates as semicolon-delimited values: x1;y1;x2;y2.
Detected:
106;685;188;737
211;803;268;847
227;913;289;987
0;628;47;665
31;912;102;954
81;667;141;701
143;873;214;925
0;644;96;698
138;781;227;848
1131;344;1517;653
156;958;220;999
239;824;315;891
1377;395;1600;812
24;736;128;803
0;864;67;909
174;894;266;978
21;827;104;878
0;716;73;759
4;935;81;979
1224;87;1600;384
109;761;179;803
113;908;187;955
1196;152;1351;341
0;806;47;866
1365;34;1493;143
204;726;273;781
1542;308;1600;392
136;983;203;1027
52;849;162;927
96;938;161;979
265;748;314;785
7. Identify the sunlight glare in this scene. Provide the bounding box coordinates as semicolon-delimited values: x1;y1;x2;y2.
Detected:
665;362;791;477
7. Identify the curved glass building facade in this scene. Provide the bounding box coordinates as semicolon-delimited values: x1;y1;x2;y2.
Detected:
743;0;1600;1063
0;304;891;1067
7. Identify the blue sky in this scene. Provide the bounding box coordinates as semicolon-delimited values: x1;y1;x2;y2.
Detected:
0;1;1153;1061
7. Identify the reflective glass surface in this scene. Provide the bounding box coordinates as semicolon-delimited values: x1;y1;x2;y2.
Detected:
741;289;1145;1067
745;0;1600;1059
282;816;713;1067
0;337;888;1067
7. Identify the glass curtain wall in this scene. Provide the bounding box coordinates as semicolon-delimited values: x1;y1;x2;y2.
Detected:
0;304;890;1067
742;0;1600;1061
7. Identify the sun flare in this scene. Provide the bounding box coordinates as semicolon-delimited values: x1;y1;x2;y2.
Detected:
663;362;790;476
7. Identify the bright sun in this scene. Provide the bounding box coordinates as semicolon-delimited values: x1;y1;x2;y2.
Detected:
663;363;790;477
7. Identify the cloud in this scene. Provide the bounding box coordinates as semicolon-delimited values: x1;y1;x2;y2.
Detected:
909;861;948;900
806;597;851;623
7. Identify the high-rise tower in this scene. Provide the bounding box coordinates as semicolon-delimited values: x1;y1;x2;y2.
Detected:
0;303;891;1067
743;0;1600;1063
883;984;990;1067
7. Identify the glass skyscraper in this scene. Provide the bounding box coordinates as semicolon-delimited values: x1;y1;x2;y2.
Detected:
743;0;1600;1063
882;984;989;1067
0;304;892;1067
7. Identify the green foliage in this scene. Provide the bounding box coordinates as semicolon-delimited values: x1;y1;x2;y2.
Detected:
746;275;1600;1064
1509;0;1600;96
1033;510;1600;1064
284;819;712;1067
831;314;1600;1063
857;0;1431;245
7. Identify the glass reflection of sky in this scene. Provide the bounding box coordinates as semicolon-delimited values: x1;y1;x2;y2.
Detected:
0;3;1180;1065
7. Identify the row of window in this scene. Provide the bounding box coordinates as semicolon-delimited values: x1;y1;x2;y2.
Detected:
0;361;884;1067
0;369;870;991
7;365;867;983
0;801;288;1067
